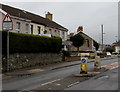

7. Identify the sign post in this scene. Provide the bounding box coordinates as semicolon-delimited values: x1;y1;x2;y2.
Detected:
80;57;88;74
7;31;9;71
2;14;13;71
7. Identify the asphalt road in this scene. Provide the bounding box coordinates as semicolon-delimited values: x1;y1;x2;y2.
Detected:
2;57;119;91
65;67;119;90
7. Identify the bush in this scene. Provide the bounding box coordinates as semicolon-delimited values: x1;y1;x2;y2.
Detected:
2;31;62;54
105;47;115;54
97;52;106;58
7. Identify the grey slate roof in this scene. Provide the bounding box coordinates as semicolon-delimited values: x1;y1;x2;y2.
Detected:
1;4;68;31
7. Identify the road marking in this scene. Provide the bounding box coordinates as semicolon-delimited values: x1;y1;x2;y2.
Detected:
101;62;119;70
27;69;44;72
41;79;61;86
56;83;61;86
67;81;79;88
98;75;109;80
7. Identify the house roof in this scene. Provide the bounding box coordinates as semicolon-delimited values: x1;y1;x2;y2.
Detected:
1;4;68;31
79;32;93;39
77;32;97;42
112;40;120;46
70;32;99;45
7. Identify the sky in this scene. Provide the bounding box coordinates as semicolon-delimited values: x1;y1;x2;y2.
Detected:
1;1;118;45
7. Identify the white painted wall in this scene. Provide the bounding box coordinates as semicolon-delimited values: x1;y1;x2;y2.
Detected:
30;23;45;35
45;26;56;35
45;26;68;41
64;31;68;41
0;13;45;35
0;12;2;31
115;46;120;53
10;18;30;33
1;9;68;41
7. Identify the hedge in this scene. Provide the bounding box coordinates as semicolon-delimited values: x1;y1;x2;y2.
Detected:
2;31;62;54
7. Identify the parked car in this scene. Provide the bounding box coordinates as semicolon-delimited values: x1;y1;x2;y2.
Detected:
106;52;111;57
112;52;119;55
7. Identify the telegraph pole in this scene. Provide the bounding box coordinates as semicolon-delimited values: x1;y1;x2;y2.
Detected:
101;24;104;52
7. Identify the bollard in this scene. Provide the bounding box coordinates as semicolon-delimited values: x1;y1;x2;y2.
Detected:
94;56;101;69
80;57;88;74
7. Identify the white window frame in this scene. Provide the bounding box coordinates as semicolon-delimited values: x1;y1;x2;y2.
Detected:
26;24;29;34
37;26;41;34
49;29;52;34
31;25;33;34
62;31;65;39
58;31;60;37
16;22;20;33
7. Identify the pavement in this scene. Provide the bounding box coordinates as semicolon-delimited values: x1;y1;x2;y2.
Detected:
2;56;117;80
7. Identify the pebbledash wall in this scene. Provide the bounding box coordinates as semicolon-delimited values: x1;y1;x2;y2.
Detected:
2;53;62;71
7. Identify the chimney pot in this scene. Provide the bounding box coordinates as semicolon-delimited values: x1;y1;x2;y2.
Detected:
77;26;83;32
45;12;53;21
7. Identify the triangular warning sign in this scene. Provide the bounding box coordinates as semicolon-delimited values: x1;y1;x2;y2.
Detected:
3;14;12;22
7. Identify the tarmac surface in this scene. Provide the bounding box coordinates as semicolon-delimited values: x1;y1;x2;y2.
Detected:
2;56;117;80
1;56;119;91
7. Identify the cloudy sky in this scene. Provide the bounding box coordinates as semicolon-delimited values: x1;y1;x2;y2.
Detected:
1;1;118;44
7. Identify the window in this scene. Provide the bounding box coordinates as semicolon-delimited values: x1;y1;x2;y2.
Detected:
31;25;33;34
62;32;65;39
58;31;60;36
26;24;29;34
44;30;47;34
16;22;20;32
38;26;41;34
54;30;57;36
49;29;52;34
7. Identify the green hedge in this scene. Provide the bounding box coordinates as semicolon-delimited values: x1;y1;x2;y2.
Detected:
2;31;62;54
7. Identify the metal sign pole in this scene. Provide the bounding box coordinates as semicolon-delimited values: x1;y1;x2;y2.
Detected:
2;13;13;72
7;30;9;71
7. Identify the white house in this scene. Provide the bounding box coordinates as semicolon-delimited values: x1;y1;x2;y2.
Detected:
0;4;68;41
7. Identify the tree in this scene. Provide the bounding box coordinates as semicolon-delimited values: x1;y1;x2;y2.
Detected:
93;40;99;51
70;33;85;52
105;46;115;54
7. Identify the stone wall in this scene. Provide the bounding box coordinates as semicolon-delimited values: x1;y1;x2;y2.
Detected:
2;53;62;72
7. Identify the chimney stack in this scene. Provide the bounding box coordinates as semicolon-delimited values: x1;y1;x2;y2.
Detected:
45;12;53;21
77;26;83;32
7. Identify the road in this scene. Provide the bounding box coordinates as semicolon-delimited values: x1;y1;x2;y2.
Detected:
2;57;119;91
65;67;119;90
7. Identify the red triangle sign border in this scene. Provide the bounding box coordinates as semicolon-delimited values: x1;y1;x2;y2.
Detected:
3;13;13;22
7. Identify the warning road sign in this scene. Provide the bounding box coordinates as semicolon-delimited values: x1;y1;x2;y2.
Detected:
3;14;12;22
2;14;13;30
